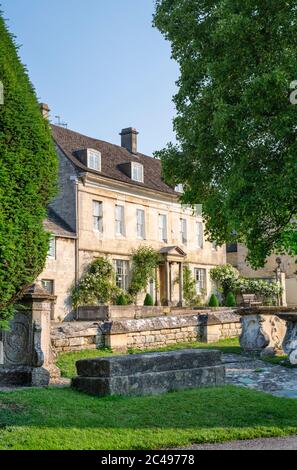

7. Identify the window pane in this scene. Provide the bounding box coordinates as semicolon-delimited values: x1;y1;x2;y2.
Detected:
115;205;125;235
93;201;103;232
197;222;204;248
41;279;54;295
195;268;206;295
88;151;101;171
137;209;145;239
132;163;143;182
48;238;56;258
180;219;187;244
159;215;167;242
114;260;129;291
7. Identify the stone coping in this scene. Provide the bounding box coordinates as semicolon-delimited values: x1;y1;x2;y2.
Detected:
237;306;297;316
101;312;241;335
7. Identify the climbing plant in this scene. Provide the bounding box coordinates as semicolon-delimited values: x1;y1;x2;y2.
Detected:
129;246;161;298
71;258;118;308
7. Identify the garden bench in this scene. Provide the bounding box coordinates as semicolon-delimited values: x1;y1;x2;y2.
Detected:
242;294;262;308
71;349;225;397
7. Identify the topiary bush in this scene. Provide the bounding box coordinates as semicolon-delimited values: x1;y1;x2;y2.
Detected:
0;14;58;327
144;293;154;306
226;292;236;307
209;294;220;307
115;294;128;306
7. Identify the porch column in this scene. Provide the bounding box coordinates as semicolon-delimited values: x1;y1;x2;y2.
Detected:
155;266;161;306
178;262;184;307
165;261;171;306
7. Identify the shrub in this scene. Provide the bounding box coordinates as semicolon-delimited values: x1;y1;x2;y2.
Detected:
71;258;118;308
209;294;220;307
0;15;58;327
144;293;154;306
210;265;240;300
115;294;128;306
226;292;236;307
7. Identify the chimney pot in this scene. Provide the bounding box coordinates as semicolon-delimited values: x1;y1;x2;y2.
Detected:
40;103;50;120
120;127;139;154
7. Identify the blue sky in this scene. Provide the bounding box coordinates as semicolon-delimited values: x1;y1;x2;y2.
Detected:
1;0;178;155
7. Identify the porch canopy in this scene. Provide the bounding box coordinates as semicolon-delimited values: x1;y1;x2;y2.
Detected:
158;246;187;307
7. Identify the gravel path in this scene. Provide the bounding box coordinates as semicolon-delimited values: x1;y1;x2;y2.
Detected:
181;436;297;450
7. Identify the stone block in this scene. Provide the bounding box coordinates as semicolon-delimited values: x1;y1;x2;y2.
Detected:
72;349;225;397
105;333;128;352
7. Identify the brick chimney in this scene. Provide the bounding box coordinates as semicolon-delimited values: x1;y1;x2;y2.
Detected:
120;127;139;154
40;103;50;120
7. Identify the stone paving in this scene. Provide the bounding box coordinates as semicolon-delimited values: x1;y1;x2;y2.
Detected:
224;354;297;398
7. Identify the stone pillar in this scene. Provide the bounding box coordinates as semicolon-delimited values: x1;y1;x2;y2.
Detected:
178;262;184;307
164;261;171;306
280;272;287;307
155;266;161;306
0;284;60;387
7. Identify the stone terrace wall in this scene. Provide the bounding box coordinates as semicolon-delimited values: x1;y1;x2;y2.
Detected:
51;311;242;354
51;322;104;353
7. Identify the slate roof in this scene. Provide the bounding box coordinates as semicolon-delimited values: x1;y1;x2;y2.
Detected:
51;124;178;196
44;207;76;238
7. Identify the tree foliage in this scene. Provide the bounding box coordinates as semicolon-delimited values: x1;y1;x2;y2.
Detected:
154;0;297;268
0;14;57;326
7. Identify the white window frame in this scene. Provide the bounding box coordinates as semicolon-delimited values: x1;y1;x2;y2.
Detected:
175;184;184;193
194;268;207;295
87;149;101;171
114;260;130;291
115;204;125;236
136;209;145;239
131;162;144;183
197;221;204;248
180;218;187;245
41;279;54;295
93;201;103;232
48;237;56;259
158;214;167;243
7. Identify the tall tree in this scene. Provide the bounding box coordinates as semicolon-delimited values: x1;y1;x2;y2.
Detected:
0;13;57;327
154;0;297;268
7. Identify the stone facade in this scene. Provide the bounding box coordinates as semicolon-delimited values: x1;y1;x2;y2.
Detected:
37;236;76;322
40;123;226;322
227;243;297;306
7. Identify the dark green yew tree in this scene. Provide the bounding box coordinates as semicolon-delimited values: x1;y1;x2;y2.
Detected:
154;0;297;268
0;13;57;326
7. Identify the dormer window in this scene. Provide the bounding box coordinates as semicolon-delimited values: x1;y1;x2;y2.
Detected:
131;162;144;183
87;149;101;171
175;184;184;193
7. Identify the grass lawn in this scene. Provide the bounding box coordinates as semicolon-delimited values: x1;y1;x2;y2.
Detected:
57;338;242;378
1;385;297;450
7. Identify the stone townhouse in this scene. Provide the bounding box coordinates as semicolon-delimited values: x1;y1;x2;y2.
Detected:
38;106;226;321
227;243;297;306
